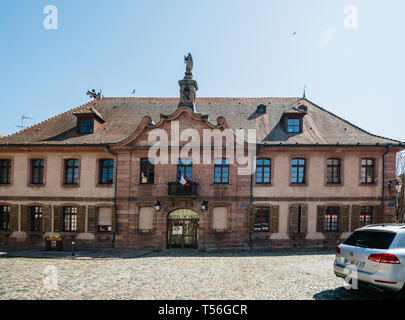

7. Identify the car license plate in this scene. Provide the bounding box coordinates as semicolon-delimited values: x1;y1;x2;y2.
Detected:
344;258;365;269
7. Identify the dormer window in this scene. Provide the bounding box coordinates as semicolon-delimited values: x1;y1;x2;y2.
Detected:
281;105;307;135
79;119;94;134
73;106;105;135
256;104;267;115
286;118;301;134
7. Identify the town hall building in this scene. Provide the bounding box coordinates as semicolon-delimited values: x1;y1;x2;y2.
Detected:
0;54;403;250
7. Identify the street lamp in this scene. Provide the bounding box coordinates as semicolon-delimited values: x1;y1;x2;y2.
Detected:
201;201;208;212
155;201;161;212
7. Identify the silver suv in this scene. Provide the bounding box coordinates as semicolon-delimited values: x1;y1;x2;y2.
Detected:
334;224;405;292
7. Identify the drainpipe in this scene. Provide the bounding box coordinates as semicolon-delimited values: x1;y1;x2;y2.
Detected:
382;144;392;206
104;144;118;248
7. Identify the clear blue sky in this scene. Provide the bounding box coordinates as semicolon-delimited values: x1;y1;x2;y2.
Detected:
1;0;404;141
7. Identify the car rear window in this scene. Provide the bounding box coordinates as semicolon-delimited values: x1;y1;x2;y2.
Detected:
343;231;396;249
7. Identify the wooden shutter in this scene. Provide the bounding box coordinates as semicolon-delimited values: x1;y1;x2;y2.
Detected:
20;205;28;232
341;205;350;232
300;205;308;233
111;205;116;233
87;206;96;233
289;205;299;234
351;205;360;231
10;205;19;231
77;206;86;233
248;206;255;233
316;205;325;233
43;206;51;232
375;205;384;224
53;206;61;232
270;205;279;233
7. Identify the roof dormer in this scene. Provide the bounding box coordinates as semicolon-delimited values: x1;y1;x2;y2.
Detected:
73;106;105;134
256;104;267;115
281;105;307;135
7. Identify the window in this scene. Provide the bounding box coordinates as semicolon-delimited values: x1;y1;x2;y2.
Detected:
79;119;94;134
256;105;266;114
286;118;301;134
360;206;374;227
254;207;270;232
138;207;154;232
361;159;375;184
256;159;271;184
344;231;396;250
289;205;307;234
30;159;44;185
97;207;112;232
140;158;155;184
29;206;43;232
64;159;79;185
99;159;114;184
178;159;192;180
0;206;10;231
291;158;306;184
0;159;11;184
324;206;339;232
212;207;227;232
326;158;341;184
214;159;229;184
63;207;77;232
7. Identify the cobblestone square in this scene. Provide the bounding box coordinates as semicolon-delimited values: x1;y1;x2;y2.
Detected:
0;249;403;300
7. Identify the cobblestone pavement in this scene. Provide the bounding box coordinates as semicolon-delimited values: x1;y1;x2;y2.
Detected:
0;249;403;300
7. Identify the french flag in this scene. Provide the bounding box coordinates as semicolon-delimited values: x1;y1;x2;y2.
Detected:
179;169;190;186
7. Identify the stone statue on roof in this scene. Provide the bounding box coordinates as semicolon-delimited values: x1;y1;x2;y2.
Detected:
184;53;193;73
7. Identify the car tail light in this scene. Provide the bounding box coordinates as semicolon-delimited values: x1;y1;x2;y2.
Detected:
368;254;401;264
336;247;341;255
380;254;401;264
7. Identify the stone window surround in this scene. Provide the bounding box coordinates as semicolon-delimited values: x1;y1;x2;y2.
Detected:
0;156;14;187
95;157;115;187
27;156;47;187
61;157;81;188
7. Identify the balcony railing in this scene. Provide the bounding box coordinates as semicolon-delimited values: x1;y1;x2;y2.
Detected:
168;182;198;197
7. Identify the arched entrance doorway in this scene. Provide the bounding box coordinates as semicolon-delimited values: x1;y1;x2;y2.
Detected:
167;209;199;249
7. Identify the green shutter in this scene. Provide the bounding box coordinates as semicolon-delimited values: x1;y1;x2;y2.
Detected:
270;205;279;233
10;205;19;231
300;205;308;233
53;206;61;232
289;205;299;234
111;205;116;233
20;205;28;232
316;205;325;233
43;206;51;232
351;205;360;231
87;206;96;233
77;206;86;233
341;205;350;232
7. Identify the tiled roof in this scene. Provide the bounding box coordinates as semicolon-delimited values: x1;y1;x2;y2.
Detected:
0;97;401;146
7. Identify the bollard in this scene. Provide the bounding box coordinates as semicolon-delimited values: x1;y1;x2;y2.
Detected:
71;241;75;256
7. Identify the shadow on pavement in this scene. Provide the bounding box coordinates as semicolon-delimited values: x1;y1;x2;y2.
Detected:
313;286;405;300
